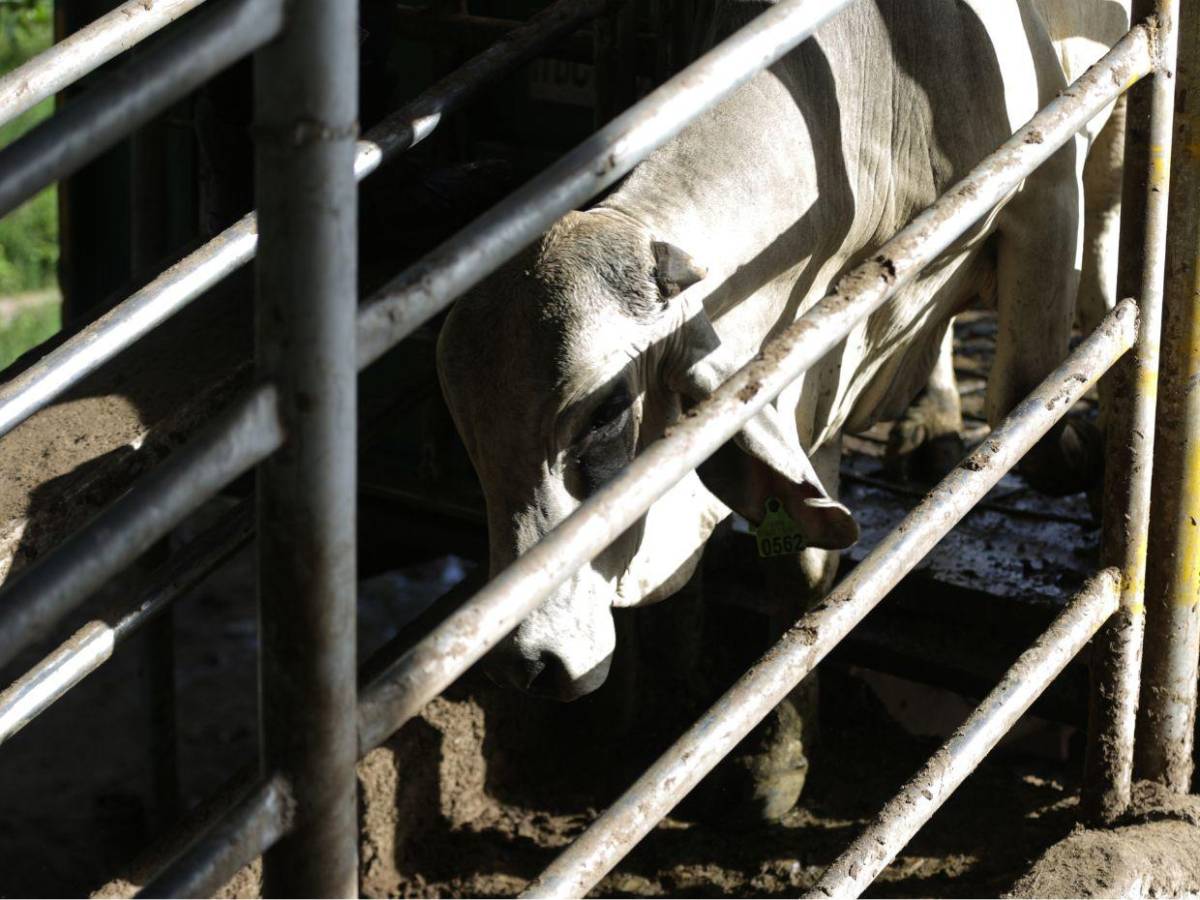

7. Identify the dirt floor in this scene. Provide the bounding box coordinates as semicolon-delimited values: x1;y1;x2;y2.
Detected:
344;662;1088;899
0;312;1173;899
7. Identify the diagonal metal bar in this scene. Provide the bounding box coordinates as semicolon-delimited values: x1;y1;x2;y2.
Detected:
0;0;285;218
137;773;294;899
0;0;615;443
0;386;280;672
811;568;1121;899
0;0;210;130
354;0;864;368
0;500;251;746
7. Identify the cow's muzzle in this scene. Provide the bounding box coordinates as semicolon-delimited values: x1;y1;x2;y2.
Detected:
483;644;613;701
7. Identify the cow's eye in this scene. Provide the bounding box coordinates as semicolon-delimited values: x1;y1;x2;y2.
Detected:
586;385;631;435
572;385;635;494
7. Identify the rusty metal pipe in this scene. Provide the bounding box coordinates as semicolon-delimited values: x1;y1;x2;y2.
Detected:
354;30;1154;754
1137;0;1200;791
520;304;1138;900
1084;0;1178;821
0;0;209;130
812;569;1122;899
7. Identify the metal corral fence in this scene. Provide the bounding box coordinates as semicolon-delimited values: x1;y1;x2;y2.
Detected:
0;0;1196;896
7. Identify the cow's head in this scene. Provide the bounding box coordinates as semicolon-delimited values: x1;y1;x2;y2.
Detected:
437;210;857;700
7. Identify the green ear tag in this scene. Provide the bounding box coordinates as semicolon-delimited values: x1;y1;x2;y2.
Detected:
753;497;806;558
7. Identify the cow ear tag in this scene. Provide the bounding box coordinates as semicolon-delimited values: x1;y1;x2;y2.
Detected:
752;497;805;558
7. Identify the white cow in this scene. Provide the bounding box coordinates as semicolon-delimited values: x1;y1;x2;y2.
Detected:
438;0;1129;742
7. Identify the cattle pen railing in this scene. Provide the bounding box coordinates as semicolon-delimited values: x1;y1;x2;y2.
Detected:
0;0;1195;896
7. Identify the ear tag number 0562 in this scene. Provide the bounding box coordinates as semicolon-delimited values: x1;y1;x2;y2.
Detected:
753;497;805;558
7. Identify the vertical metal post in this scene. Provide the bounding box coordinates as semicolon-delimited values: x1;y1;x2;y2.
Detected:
1084;0;1178;821
254;0;359;895
1138;0;1200;792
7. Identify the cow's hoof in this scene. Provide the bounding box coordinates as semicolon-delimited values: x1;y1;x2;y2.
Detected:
886;399;966;484
680;694;810;828
1020;415;1104;496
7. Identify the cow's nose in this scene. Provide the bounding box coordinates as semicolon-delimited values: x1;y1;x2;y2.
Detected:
483;646;611;701
527;651;611;701
482;645;542;692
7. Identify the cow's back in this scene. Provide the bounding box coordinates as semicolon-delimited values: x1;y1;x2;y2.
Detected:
601;0;1125;446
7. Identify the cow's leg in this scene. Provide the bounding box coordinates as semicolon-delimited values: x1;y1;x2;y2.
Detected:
1077;95;1125;339
989;141;1101;494
709;438;842;825
1078;96;1126;456
886;320;966;482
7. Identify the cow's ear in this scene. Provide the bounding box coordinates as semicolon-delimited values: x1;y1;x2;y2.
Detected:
698;405;858;550
670;349;858;551
652;240;706;297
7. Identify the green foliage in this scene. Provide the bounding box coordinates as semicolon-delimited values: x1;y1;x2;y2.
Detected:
0;294;59;371
0;0;57;298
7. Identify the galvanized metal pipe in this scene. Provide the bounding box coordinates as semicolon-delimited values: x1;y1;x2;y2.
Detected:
520;303;1138;900
1084;0;1178;821
0;0;613;444
0;214;258;440
0;386;280;673
0;0;284;218
812;569;1122;900
1137;0;1200;791
0;0;209;130
355;32;1154;753
0;501;251;746
138;773;294;899
254;0;359;894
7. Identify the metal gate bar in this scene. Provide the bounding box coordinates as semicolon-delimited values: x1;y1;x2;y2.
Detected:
354;29;1154;750
0;0;210;129
253;0;359;893
0;0;612;443
520;306;1138;900
0;501;250;745
0;386;280;670
1085;0;1179;821
0;0;285;219
812;569;1121;899
139;773;293;899
1137;0;1200;791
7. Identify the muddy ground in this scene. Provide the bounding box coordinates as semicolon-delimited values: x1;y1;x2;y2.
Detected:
0;313;1138;898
